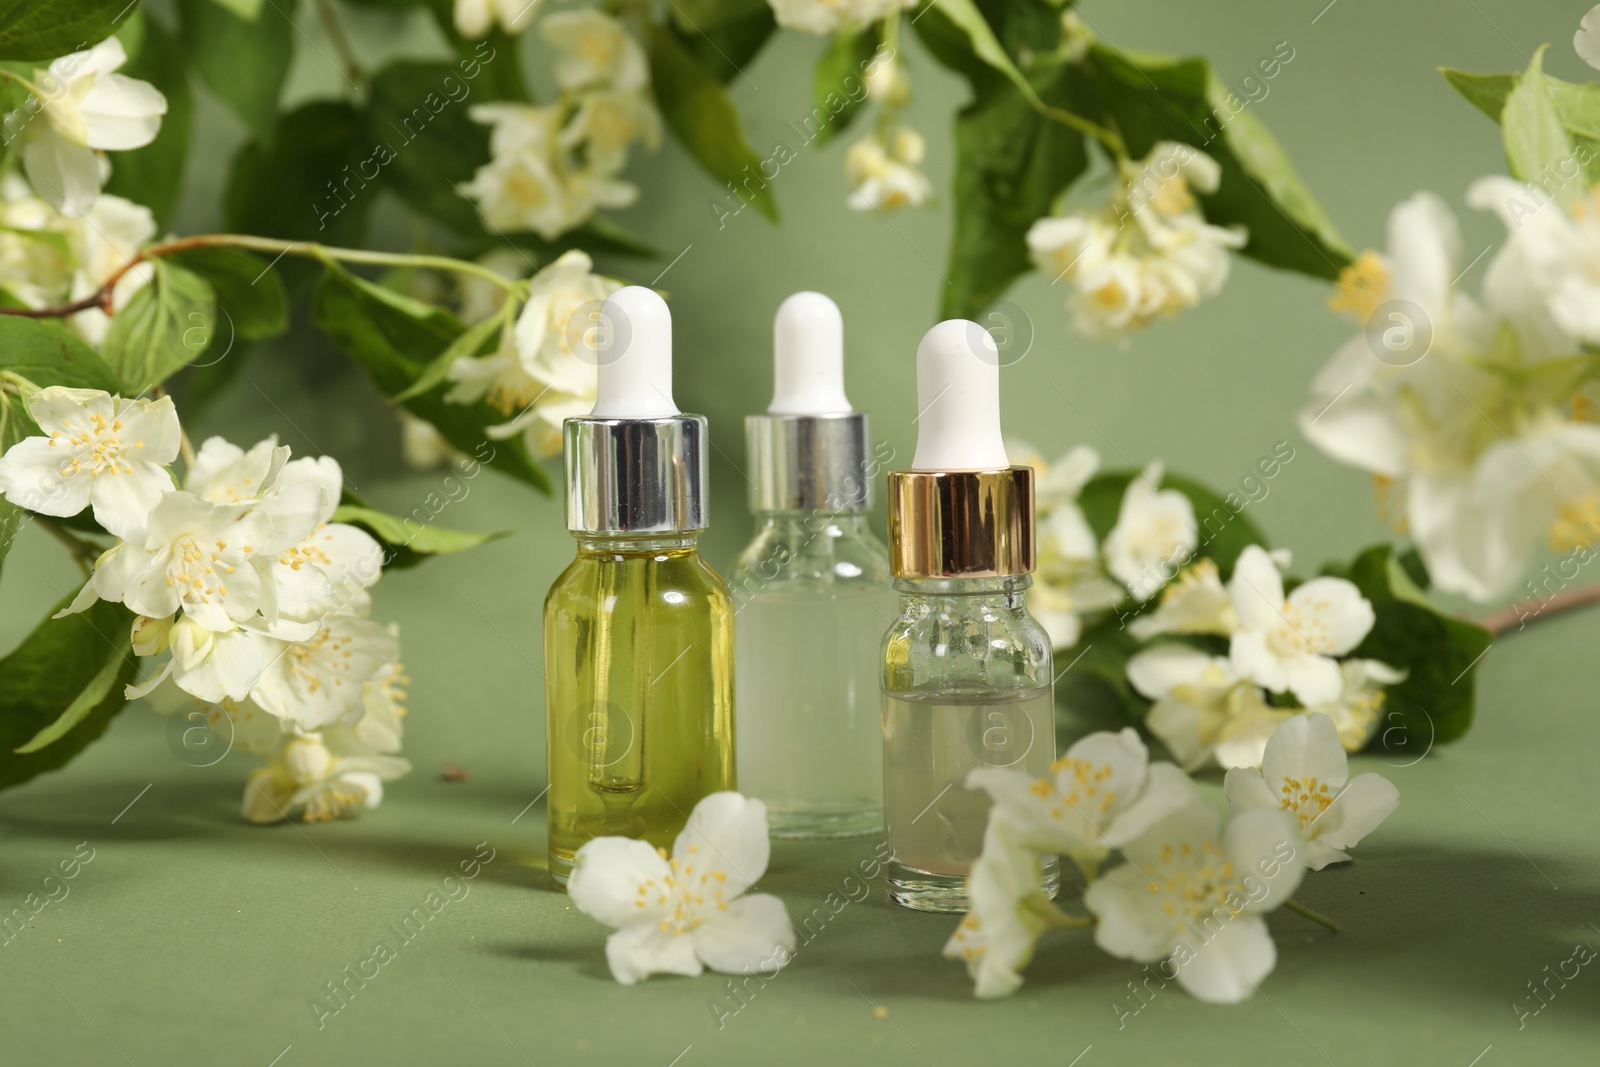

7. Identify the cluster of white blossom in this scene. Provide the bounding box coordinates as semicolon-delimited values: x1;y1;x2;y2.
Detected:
1300;179;1600;602
0;38;166;337
1028;142;1246;338
1012;441;1402;769
0;388;409;824
444;248;619;459
946;715;1398;1002
460;12;659;239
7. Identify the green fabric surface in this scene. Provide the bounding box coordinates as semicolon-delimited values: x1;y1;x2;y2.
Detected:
4;0;1599;1063
1;603;1598;1065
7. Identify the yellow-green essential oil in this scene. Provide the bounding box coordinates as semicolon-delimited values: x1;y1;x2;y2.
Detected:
544;537;735;883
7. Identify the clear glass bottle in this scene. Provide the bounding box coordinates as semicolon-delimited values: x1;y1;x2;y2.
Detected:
732;508;894;837
881;573;1058;910
731;292;894;838
543;287;734;886
881;318;1059;912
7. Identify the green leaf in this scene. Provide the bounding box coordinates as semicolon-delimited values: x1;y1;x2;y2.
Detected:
811;25;879;147
209;0;266;17
332;502;508;569
1078;468;1269;577
670;0;776;86
0;596;138;792
648;22;778;223
14;633;127;753
423;0;529;102
179;0;296;143
0;315;122;394
1325;544;1493;751
389;311;500;403
0;0;137;61
310;265;551;494
1441;68;1519;121
0;393;30;571
1443;65;1600;185
944;63;1089;319
364;60;492;235
101;260;217;393
167;247;290;342
105;14;193;227
225;101;376;254
1503;47;1578;206
1087;44;1352;280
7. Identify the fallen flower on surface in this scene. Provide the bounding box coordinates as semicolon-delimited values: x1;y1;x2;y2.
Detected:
568;792;797;985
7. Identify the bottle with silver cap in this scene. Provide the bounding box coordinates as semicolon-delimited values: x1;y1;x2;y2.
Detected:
880;320;1060;912
729;292;894;839
543;286;735;886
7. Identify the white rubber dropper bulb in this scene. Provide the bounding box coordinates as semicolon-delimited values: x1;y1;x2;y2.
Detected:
910;319;1009;471
588;286;679;418
768;291;851;415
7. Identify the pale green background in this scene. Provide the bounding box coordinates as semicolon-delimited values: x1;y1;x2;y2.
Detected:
2;0;1598;1064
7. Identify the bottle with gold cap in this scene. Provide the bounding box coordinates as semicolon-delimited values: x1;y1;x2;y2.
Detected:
731;292;894;838
881;320;1059;912
543;286;735;886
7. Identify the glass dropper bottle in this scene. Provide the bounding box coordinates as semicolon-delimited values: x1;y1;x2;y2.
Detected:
543;286;735;886
880;320;1060;912
730;292;895;838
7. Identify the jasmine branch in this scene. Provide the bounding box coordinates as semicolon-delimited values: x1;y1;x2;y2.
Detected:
0;234;524;322
1477;583;1600;636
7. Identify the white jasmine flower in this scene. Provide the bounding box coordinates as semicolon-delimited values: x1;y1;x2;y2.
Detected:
542;12;648;93
251;613;401;732
1127;644;1290;771
242;730;409;825
16;38;167;212
66;193;156;344
462;104;575;236
67;481;323;631
270;456;383;620
1300;186;1600;601
1469;178;1600;349
185;435;290;504
1084;801;1305;1004
1305;658;1405;752
1224;712;1399;871
398;411;457;471
1128;558;1237;639
184;439;382;620
561;89;661;176
449;250;616;460
765;0;915;36
1227;545;1374;707
968;727;1200;877
1103;463;1197;600
943;820;1061;999
461;103;636;239
1012;441;1122;645
1029;142;1244;338
1577;4;1600;70
844;128;933;212
453;0;538;38
0;387;178;539
568;792;796;985
0;177;74;306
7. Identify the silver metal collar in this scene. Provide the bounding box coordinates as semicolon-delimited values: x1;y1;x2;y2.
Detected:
745;412;871;513
564;415;708;533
